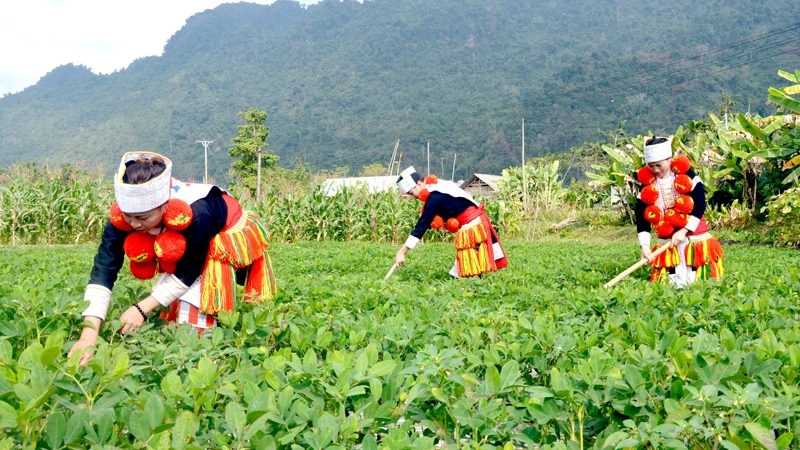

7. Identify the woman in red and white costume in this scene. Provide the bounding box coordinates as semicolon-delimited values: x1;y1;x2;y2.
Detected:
68;152;276;365
394;166;508;278
634;136;723;286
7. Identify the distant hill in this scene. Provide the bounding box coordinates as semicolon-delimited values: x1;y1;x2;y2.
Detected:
1;0;799;181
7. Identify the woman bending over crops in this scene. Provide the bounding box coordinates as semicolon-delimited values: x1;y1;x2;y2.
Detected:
634;136;723;286
68;152;276;365
394;166;508;278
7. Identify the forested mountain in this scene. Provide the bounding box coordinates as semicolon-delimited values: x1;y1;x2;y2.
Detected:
1;0;799;181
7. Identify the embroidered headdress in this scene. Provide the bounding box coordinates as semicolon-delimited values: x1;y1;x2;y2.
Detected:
114;152;172;213
643;136;674;164
396;166;421;193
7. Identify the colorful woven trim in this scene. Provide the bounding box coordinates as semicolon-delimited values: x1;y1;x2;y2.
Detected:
686;235;724;280
454;221;491;277
200;211;276;315
648;245;681;269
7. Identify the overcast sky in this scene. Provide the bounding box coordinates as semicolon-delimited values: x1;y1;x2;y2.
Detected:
0;0;319;97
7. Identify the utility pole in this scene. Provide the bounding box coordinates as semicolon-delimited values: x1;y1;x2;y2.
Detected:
387;140;400;176
197;140;213;184
451;152;457;181
522;119;527;214
427;141;430;176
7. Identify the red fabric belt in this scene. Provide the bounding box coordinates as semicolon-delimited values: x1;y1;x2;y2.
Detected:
456;205;484;225
222;194;243;230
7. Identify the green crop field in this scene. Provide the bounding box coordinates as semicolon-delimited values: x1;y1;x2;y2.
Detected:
1;241;800;449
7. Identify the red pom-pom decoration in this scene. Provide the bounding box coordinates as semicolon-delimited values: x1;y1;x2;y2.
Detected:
444;217;461;233
425;174;438;184
640;185;659;204
418;188;430;202
431;216;444;229
163;199;193;231
654;220;674;238
674;174;693;194
154;230;187;263
123;232;156;263
674;195;694;214
637;167;656;185
109;202;134;231
158;260;177;274
665;209;688;229
130;260;158;280
670;155;691;174
644;205;663;224
444;218;460;233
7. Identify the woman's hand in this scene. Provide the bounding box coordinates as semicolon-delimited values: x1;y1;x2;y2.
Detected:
68;316;101;366
119;306;147;334
395;247;408;267
671;228;689;247
640;245;652;261
119;297;160;335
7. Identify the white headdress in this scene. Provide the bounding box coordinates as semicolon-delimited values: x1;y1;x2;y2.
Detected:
643;136;674;164
114;152;172;213
396;166;420;193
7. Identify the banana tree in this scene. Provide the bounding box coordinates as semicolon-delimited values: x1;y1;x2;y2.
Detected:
763;69;800;184
707;112;787;209
585;137;645;224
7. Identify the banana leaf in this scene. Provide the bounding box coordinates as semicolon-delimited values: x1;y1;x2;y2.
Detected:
768;88;800;115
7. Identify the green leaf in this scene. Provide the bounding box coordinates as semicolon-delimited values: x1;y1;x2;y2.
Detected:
128;410;151;443
145;395;165;430
45;411;66;450
368;360;396;378
549;367;572;399
769;88;800;114
753;147;796;159
95;409;114;444
736;113;767;143
361;434;378;450
602;431;629;449
172;411;199;450
776;432;794;450
0;401;17;428
225;402;247;439
64;409;87;445
499;360;520;392
744;422;777;450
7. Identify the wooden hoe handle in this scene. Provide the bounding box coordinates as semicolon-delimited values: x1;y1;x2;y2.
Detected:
603;242;671;288
384;263;398;280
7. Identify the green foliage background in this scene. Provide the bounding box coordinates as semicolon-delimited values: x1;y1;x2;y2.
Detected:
1;0;799;181
3;242;800;448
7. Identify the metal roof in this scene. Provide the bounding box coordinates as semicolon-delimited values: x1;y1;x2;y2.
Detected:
320;175;399;196
460;173;502;191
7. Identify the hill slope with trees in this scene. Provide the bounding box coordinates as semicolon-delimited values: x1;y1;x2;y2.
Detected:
1;0;798;181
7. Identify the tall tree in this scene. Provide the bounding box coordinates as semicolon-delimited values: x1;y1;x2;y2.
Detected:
229;108;278;200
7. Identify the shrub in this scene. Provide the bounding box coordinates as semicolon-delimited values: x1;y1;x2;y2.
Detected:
762;186;800;247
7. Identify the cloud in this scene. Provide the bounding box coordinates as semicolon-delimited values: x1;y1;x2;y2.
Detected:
0;0;318;96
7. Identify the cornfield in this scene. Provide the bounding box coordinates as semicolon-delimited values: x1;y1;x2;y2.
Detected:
0;165;523;245
0;164;113;245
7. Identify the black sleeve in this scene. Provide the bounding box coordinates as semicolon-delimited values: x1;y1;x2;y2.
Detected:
634;198;651;234
685;169;707;219
171;189;228;287
409;195;441;239
88;221;130;289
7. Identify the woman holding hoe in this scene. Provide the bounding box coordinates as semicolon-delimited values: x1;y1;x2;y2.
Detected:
69;151;276;365
393;166;508;278
634;136;723;286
